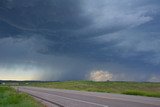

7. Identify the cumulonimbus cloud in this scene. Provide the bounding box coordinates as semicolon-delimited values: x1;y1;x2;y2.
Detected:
89;70;113;81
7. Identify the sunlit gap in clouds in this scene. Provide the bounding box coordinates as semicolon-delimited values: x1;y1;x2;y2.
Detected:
0;64;42;80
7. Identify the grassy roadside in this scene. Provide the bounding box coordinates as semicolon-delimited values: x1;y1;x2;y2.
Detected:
0;86;43;107
25;81;160;98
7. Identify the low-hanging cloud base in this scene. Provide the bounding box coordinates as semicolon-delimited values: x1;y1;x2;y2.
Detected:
0;0;160;82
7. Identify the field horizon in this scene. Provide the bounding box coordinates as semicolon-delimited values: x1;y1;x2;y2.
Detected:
1;80;159;98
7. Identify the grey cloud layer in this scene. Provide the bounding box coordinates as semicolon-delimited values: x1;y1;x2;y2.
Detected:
0;0;160;81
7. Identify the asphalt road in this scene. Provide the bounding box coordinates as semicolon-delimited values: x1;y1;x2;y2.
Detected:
18;86;160;107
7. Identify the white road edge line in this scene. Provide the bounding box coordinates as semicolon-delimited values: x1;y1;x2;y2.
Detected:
49;93;109;107
22;88;109;107
37;88;160;106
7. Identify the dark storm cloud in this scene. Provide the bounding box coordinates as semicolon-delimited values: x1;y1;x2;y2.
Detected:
0;0;160;81
0;0;87;32
0;0;122;58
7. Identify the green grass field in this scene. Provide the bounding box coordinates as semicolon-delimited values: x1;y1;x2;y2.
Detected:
0;86;43;107
25;81;160;98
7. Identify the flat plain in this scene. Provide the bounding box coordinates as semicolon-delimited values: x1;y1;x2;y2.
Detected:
21;81;160;98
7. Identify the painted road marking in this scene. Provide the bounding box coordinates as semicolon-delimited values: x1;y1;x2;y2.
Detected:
21;88;109;107
47;93;109;107
37;88;160;106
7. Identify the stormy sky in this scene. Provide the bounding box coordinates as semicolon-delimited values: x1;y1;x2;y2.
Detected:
0;0;160;82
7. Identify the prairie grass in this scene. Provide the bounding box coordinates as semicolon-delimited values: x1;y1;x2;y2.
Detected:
122;90;160;97
26;81;160;98
0;86;43;107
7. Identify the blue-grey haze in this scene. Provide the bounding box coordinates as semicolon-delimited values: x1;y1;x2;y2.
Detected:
0;0;160;81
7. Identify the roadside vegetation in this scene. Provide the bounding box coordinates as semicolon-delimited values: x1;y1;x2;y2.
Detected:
0;86;43;107
24;81;160;98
